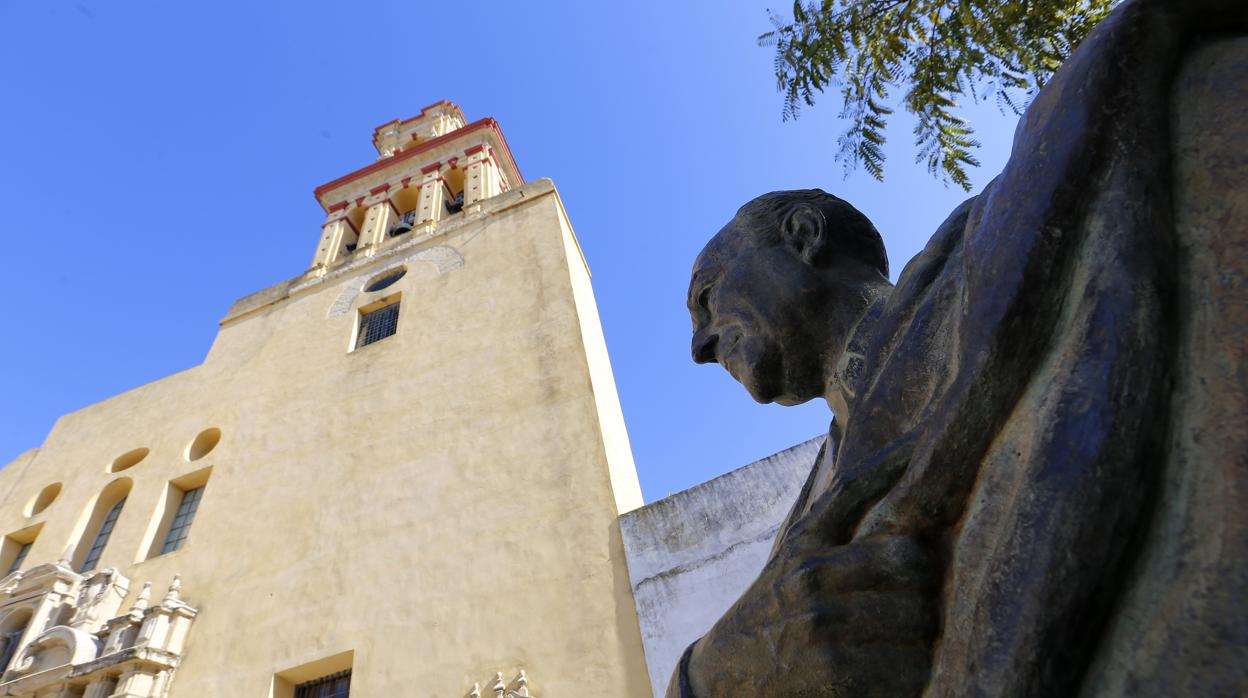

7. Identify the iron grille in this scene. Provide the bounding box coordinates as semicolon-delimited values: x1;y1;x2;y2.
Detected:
160;486;204;555
81;496;126;572
6;543;30;575
357;302;400;348
294;669;350;698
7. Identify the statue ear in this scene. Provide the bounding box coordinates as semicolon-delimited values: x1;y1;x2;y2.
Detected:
781;204;827;266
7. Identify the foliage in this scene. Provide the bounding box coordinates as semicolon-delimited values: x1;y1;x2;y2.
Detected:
760;0;1119;189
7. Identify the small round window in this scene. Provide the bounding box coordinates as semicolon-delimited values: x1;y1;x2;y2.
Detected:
185;428;221;462
109;447;149;473
26;482;62;517
364;268;406;293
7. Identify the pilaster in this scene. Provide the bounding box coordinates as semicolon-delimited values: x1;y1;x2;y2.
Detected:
0;569;197;698
462;144;500;209
113;667;157;698
310;217;356;275
356;186;399;257
416;162;447;229
83;676;118;698
310;103;523;272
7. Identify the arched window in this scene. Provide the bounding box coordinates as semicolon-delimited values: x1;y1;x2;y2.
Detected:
0;608;31;675
81;498;125;572
71;479;132;573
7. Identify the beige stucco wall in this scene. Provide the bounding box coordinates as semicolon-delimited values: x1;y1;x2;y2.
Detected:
0;179;650;696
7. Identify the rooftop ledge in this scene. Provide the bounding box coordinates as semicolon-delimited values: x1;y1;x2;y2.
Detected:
221;178;561;326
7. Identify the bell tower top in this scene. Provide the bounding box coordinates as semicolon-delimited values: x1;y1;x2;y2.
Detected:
307;100;523;276
371;100;467;159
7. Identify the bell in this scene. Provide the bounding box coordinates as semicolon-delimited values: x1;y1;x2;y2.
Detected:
389;219;413;237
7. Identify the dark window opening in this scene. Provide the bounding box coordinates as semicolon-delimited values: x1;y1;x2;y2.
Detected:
357;302;400;348
294;670;351;698
81;497;126;572
445;191;464;215
388;210;418;237
0;623;27;673
160;486;204;555
364;269;406;293
5;544;30;576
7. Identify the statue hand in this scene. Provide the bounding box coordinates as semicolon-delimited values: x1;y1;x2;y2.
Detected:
673;534;940;697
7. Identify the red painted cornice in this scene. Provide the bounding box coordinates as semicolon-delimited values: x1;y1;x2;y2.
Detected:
314;117;524;208
371;100;465;142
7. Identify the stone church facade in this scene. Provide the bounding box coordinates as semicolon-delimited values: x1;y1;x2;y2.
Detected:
0;102;652;697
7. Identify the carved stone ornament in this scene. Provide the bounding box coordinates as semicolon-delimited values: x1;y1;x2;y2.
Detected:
0;560;197;698
466;670;533;698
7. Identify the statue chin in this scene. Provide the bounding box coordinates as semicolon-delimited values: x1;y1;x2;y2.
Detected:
721;341;786;405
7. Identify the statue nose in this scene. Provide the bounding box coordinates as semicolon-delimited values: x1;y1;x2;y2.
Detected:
692;331;719;364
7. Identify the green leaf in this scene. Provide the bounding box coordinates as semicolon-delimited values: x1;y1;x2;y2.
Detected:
764;0;1120;187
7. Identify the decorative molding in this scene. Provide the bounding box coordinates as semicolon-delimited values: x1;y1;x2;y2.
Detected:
313;117;523;204
0;562;197;698
466;670;533;698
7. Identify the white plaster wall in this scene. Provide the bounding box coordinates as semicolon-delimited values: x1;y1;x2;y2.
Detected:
619;436;825;697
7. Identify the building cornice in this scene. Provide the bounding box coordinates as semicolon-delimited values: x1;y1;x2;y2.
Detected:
314;118;523;208
370;99;466;143
223;178;559;326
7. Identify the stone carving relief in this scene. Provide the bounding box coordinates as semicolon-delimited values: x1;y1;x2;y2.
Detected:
0;552;197;698
466;670;533;698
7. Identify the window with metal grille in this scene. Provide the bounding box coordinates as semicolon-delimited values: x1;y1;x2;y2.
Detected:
294;669;350;698
160;486;204;555
356;301;399;348
81;497;126;572
5;543;30;576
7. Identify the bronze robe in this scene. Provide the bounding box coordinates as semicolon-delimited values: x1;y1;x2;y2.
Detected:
673;0;1246;694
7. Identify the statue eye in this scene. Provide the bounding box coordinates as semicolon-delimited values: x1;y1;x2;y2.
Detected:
697;287;712;310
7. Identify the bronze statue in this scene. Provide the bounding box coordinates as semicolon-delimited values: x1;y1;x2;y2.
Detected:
672;0;1247;695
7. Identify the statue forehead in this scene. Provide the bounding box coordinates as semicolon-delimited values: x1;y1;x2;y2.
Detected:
693;216;770;275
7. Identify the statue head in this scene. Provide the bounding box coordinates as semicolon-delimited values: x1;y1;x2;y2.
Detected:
688;190;891;407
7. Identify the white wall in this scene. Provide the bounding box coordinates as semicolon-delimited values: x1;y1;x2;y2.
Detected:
619;437;824;697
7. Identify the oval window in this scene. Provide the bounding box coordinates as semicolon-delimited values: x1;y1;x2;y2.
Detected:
364;268;406;293
109;447;149;473
185;428;221;462
26;482;62;517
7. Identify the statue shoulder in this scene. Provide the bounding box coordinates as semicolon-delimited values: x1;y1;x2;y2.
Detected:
888;192;980;310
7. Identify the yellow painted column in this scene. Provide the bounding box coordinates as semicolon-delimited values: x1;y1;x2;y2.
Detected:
415;162;446;229
356;187;398;258
462;147;498;207
310;218;355;273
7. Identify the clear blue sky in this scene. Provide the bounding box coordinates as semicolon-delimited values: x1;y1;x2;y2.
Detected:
0;0;1019;502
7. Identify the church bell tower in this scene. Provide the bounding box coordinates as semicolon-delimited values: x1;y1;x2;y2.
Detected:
308;101;523;275
0;101;651;697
